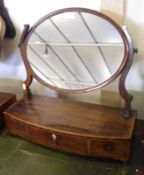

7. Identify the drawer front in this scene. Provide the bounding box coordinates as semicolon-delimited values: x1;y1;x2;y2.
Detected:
90;140;130;161
28;125;87;155
5;116;27;137
4;116;131;162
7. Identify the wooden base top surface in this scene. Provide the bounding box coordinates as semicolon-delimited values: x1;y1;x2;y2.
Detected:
4;95;136;140
0;92;16;113
0;93;16;108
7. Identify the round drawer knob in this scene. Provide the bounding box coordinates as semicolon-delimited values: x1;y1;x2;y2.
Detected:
15;124;20;130
51;133;57;144
105;144;112;151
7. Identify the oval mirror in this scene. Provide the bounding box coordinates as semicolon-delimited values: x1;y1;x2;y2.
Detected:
24;8;128;93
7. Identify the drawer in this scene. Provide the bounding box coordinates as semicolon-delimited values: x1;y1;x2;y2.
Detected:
28;125;88;155
4;116;27;137
4;116;131;162
90;139;130;161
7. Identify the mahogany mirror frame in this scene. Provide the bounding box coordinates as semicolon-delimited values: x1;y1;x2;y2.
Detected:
19;7;135;118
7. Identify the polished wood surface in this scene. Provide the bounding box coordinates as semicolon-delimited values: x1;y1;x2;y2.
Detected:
4;95;136;138
0;92;16;128
4;95;136;162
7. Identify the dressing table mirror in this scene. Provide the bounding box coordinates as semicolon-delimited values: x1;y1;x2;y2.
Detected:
4;8;136;162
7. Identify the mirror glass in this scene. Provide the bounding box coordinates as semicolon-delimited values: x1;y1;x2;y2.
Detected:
26;10;125;91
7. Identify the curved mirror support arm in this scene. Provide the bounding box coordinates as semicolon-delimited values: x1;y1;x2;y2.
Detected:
119;26;134;118
19;24;30;46
20;25;33;98
22;72;33;99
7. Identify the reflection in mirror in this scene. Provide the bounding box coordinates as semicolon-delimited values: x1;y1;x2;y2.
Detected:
27;11;125;90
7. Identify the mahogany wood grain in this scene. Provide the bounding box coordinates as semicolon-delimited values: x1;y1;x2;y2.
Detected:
4;95;136;162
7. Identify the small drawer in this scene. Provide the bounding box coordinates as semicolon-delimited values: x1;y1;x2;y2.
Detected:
52;133;87;154
5;116;27;137
90;140;130;161
28;125;87;155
